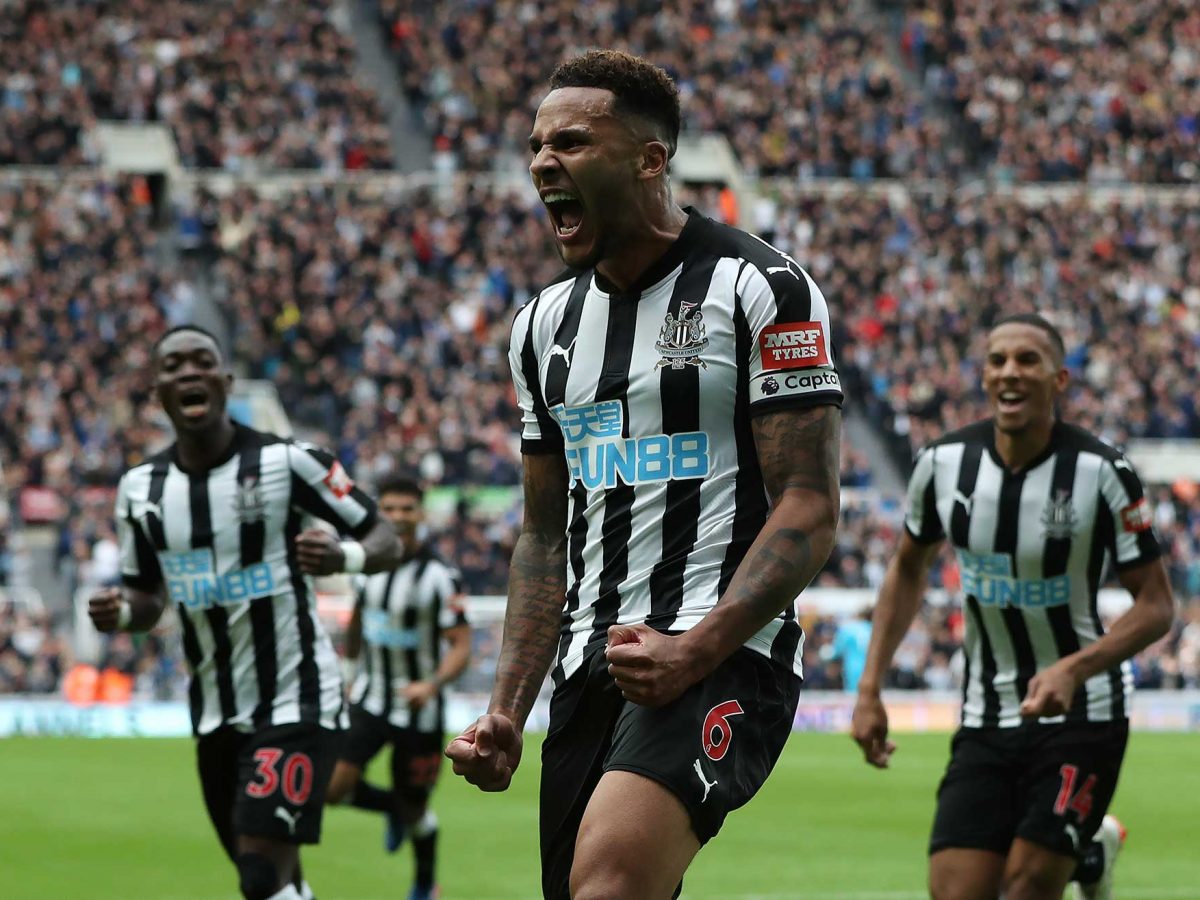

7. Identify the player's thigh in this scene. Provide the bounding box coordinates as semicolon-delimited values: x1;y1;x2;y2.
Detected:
928;848;1006;900
571;770;699;900
929;728;1023;859
233;723;341;846
390;727;444;816
1015;720;1129;858
1000;839;1077;900
196;726;245;862
606;646;801;846
325;760;363;805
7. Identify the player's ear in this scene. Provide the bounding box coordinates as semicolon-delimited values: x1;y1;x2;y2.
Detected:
638;139;670;181
1054;365;1069;393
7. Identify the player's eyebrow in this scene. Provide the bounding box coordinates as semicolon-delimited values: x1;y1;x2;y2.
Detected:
528;127;592;152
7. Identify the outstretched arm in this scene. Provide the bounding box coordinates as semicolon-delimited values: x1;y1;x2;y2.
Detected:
446;452;569;790
607;405;841;707
851;531;940;767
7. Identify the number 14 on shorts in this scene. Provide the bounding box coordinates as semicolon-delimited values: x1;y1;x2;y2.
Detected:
1054;764;1095;820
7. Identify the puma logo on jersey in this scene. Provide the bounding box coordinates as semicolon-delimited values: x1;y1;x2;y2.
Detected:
693;758;718;804
765;264;800;280
953;490;974;516
549;338;576;366
274;806;302;836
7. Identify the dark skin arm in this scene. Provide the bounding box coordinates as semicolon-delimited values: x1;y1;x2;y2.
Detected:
607;405;842;707
294;516;405;576
1020;557;1175;717
402;622;473;708
87;584;167;633
344;602;364;661
446;452;569;791
850;530;941;768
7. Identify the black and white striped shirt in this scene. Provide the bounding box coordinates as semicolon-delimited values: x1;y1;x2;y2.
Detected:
349;547;468;732
510;208;844;684
116;423;378;736
905;420;1162;728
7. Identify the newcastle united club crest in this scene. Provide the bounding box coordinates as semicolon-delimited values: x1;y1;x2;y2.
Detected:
235;475;267;524
655;301;709;369
1041;489;1076;539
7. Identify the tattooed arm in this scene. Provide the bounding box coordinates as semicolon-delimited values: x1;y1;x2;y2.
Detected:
607;405;841;706
446;452;569;790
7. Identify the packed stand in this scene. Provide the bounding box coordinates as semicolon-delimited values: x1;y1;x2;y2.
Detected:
902;0;1200;183
375;0;959;179
0;0;390;171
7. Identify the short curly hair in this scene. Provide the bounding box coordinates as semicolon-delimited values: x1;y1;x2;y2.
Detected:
549;50;681;157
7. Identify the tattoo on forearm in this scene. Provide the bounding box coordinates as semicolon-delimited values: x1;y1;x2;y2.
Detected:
492;455;569;722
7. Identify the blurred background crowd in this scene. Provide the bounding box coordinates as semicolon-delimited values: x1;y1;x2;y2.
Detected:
1;0;1197;701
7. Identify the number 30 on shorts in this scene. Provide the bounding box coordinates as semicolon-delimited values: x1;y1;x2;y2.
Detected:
702;700;744;761
246;748;314;805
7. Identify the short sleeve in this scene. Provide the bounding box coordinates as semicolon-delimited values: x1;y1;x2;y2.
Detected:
510;298;563;455
904;447;944;545
287;443;379;539
1098;455;1162;570
115;471;164;592
741;257;844;415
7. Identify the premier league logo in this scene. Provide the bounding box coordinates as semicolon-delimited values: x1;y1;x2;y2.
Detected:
1041;489;1076;539
762;376;780;395
655;301;709;370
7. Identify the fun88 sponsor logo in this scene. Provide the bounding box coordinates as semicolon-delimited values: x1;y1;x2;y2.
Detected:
552;400;710;490
957;550;1071;608
162;549;277;610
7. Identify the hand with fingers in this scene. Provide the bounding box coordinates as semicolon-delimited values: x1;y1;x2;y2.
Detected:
401;681;438;710
294;528;344;576
87;586;126;633
604;623;701;708
851;692;897;768
1019;659;1077;719
445;713;523;792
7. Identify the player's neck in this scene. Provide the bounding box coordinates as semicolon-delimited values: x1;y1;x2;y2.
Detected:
595;203;688;293
992;418;1055;472
174;419;238;473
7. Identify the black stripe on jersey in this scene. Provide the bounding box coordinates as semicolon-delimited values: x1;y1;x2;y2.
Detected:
994;473;1038;704
648;255;719;628
285;504;322;723
951;443;1001;724
190;472;236;722
1043;449;1087;721
145;457;170;550
518;295;562;453
588;293;641;648
542;276;589;408
402;559;430;720
555;482;590;686
377;569;399;722
431;574;445;732
1089;499;1125;719
238;440;278;728
719;274;769;595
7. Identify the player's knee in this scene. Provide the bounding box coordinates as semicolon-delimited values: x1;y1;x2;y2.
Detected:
236;852;281;900
570;863;642;900
1002;868;1068;900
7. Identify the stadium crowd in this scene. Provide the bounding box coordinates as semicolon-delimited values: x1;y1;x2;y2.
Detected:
903;0;1200;183
374;0;961;179
0;0;390;171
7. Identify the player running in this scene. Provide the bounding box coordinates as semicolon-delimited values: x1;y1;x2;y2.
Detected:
326;477;471;900
88;325;404;900
851;314;1175;900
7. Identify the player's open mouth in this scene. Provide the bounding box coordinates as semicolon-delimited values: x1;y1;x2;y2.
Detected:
997;390;1026;413
542;189;585;241
179;387;210;418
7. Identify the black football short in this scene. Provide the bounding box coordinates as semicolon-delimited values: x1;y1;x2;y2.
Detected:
540;642;801;900
929;719;1129;858
196;722;342;851
341;704;444;803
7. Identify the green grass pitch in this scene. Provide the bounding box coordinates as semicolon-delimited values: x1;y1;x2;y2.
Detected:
1;732;1196;899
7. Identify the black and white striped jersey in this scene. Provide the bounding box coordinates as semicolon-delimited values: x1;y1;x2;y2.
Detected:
905;420;1162;728
510;208;844;684
115;423;378;736
348;547;469;732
